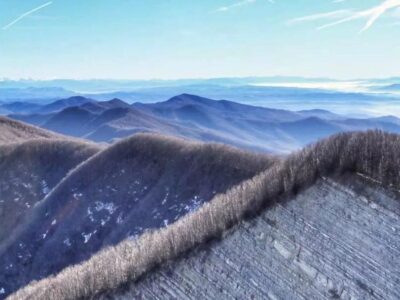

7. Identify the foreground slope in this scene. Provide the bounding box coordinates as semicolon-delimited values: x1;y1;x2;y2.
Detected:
0;116;61;144
10;130;400;300
109;176;400;300
0;139;101;244
0;134;275;297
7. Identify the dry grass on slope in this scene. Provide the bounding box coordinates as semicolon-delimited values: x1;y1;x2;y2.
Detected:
0;116;62;144
10;130;400;300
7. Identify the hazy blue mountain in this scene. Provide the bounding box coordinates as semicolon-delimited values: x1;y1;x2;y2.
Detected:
7;93;400;153
0;87;75;103
0;77;334;93
378;83;400;91
8;113;55;126
38;96;95;114
297;109;343;120
0;102;43;114
88;85;400;118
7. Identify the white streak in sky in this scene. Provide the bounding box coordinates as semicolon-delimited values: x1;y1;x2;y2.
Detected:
319;0;400;32
2;1;53;30
212;0;273;13
287;10;351;25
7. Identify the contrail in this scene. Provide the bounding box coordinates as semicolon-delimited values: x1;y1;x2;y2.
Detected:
318;0;400;32
2;1;53;30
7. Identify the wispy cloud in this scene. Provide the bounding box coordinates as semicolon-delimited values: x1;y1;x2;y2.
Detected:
212;0;274;13
319;0;400;32
2;1;53;30
290;0;400;33
287;10;351;26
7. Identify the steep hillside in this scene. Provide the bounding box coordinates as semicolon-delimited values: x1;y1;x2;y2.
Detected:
107;176;399;300
0;140;101;244
0;116;61;144
10;130;400;300
0;134;275;297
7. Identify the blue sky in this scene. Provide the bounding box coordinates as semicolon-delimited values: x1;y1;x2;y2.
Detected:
0;0;399;80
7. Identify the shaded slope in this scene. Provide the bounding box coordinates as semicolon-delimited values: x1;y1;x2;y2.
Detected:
0;116;61;145
43;107;97;136
278;117;342;145
0;134;275;297
38;96;94;114
9;130;400;300
0;140;101;244
42;105;190;143
80;98;131;114
8;113;55;127
110;176;400;300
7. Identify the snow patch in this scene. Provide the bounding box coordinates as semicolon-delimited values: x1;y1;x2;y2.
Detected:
82;230;97;244
101;216;111;226
95;201;117;214
116;213;124;224
42;230;49;240
41;180;50;195
161;189;169;205
87;207;95;222
64;238;71;247
184;195;203;213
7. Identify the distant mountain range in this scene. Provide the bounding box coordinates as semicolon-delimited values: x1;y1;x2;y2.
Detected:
4;94;400;153
0;87;76;105
378;83;400;92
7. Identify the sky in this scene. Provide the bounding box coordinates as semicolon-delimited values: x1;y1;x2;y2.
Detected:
0;0;399;80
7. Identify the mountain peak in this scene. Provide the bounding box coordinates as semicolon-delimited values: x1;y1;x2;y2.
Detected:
167;94;211;103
